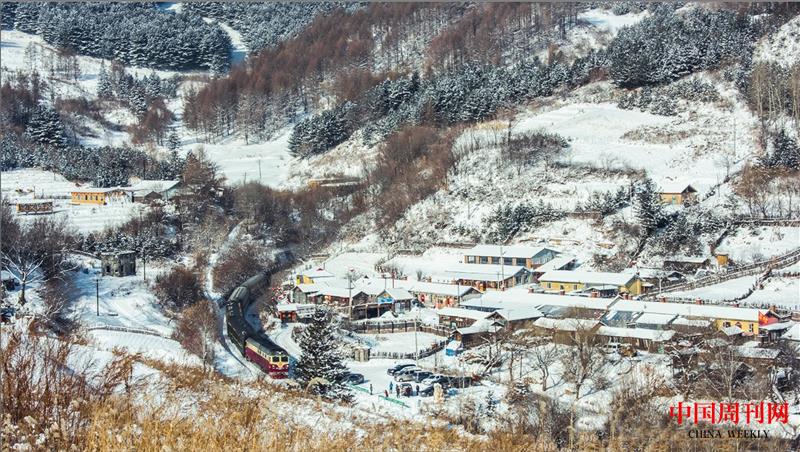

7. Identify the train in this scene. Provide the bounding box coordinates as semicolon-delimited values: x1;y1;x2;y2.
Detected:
225;271;291;379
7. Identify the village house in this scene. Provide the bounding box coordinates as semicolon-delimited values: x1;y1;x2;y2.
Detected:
128;179;181;202
438;263;531;291
452;319;504;348
530;254;578;281
608;299;775;335
294;268;336;285
291;284;322;304
531;317;602;345
15;200;53;215
662;256;710;273
485;306;543;330
781;324;800;342
622;267;684;293
375;288;414;314
310;286;368;312
407;281;481;308
437;307;491;329
658;182;698;205
538;270;644;296
759;322;795;343
461;290;616;320
355;278;411;305
100;250;136;277
70;187;128;205
462;244;561;269
596;325;675;352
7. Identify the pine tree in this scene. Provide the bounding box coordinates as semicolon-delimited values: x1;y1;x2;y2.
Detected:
97;63;113;99
633;178;662;236
167;130;181;152
294;309;351;402
25;105;65;148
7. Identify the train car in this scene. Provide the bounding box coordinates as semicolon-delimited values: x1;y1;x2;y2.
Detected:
244;336;290;378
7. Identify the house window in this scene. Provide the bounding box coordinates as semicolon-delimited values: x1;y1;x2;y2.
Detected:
480;256;488;264
504;257;513;265
466;256;476;264
491;257;500;264
671;195;677;204
573;285;578;291
748;323;754;332
547;283;552;289
723;321;731;328
559;285;564;290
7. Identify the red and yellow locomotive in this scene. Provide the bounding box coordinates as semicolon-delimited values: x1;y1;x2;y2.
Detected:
244;337;290;379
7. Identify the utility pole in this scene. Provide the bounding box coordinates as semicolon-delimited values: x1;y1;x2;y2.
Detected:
258;159;262;183
96;277;100;316
347;268;354;323
414;311;419;365
500;245;505;290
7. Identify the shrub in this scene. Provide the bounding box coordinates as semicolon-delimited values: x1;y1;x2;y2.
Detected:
153;266;202;311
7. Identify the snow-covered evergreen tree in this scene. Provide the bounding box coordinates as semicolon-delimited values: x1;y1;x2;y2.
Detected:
24;105;65;147
294;309;351;402
97;64;113;99
632;178;663;236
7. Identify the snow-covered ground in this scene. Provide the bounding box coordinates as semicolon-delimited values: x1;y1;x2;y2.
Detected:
754;14;800;67
354;331;442;354
193;130;295;188
2;168;143;233
669;274;759;302
741;276;800;310
716;226;800;263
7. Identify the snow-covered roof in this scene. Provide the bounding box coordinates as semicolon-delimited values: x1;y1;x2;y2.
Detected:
732;346;780;360
378;288;413;301
464;244;559;259
622;267;684;279
294;283;322;294
781;324;800;341
129;179;180;194
759;321;794;331
445;340;462;351
609;299;763;323
658;181;697;194
463;290;617;312
539;270;637;286
672;316;712;328
441;263;528;282
490;307;544;322
721;326;744;336
315;286;364;299
71;187;126;193
635;312;677;326
437;307;491;321
535;255;577;273
408;281;478;297
533;317;600;332
298;268;335;279
277;303;298;312
597;326;676;342
663;256;709;264
455;319;498;335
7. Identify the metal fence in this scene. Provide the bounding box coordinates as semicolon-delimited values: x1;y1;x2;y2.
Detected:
345;320;452;337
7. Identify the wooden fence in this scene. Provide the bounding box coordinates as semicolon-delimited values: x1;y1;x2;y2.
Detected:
345;320;452;337
369;339;449;360
645;247;800;297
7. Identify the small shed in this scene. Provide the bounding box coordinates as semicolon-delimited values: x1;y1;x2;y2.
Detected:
101;250;137;277
16;200;53;215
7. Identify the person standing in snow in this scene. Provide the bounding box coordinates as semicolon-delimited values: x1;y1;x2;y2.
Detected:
369;384;373;395
396;385;400;397
384;389;389;398
389;381;393;392
415;384;419;396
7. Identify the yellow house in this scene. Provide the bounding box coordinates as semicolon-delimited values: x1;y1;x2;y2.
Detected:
610;299;770;335
294;268;335;285
70;188;127;205
538;270;643;296
658;183;697;205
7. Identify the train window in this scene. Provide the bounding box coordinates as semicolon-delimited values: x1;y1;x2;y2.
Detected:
281;356;289;362
271;357;279;363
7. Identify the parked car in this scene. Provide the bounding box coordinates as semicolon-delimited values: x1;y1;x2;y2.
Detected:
421;376;449;390
419;385;435;397
421;374;445;386
387;363;416;376
413;371;432;383
393;366;421;378
343;373;365;385
395;372;417;382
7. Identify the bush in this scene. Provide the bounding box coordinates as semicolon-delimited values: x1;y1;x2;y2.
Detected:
212;243;272;295
154;267;202;311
